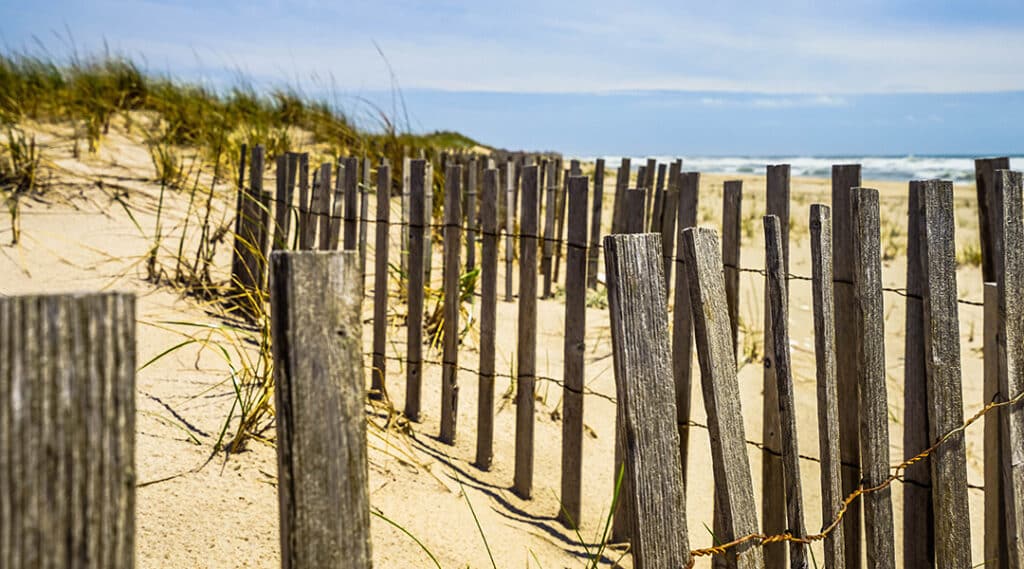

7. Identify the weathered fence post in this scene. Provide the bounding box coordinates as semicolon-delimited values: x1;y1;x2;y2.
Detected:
622;189;647;233
722;180;742;354
340;157;358;251
831;164;863;569
1;292;137;569
902;181;933;567
440;165;462;445
476;168;499;470
371;162;391;401
673;171;699;477
466;158;478;273
851;187;896;569
612;158;631;234
505;160;516;302
542;162;557;298
762;164;790;569
234;145;267;301
975;157;1011;282
424;160;434;285
405;160;427;422
231;143;249;280
917;179;973;568
764;215;807;569
269;251;370;569
604;233;691;569
553;167;569;284
659;163;680;299
317;163;334;251
559;175;589;528
587;158;605;289
514;165;540;498
650;162;667;234
682;227;765;569
809;204;846;569
984;282;1006;569
359;157;371;289
995;169;1024;569
273;154;295;251
297;154;313;250
401;156;411;275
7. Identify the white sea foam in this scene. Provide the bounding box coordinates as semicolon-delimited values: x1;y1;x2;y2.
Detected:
576;155;1019;182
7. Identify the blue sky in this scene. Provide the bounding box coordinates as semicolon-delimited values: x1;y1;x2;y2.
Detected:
3;0;1023;155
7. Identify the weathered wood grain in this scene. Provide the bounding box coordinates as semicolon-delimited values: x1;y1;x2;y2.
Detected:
554;168;569;283
514;165;539;498
505;160;516;302
272;154;293;251
917;179;973;569
612;158;631;234
682;227;765;569
560;176;589;528
371;162;391;401
831;164;863;569
660;162;680;299
809;204;846;569
623;189;647;234
340;157;358;250
476;169;499;470
851;187;896;569
975;157;1012;283
466;158;478;272
358;157;371;288
269;251;370;569
984;282;1007;569
405;160;427;422
542;162;557;298
902;181;933;568
650;162;667;234
424;161;434;285
673;171;700;479
440;164;462;444
604;233;692;569
995;169;1024;569
722;180;742;355
401;156;411;274
587;159;605;289
318;163;334;251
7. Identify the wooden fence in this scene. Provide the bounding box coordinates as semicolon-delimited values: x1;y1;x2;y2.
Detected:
3;148;1022;569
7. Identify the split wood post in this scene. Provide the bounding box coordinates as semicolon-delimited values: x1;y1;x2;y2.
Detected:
273;154;294;251
269;251;370;569
514;165;540;498
809;204;846;569
917;179;973;568
985;282;1007;569
401;156;411;275
831;164;863;569
466;158;478;273
764;215;808;569
682;227;766;569
231;143;248;280
603;233;691;569
587;158;605;289
342;157;358;250
542;162;557;298
371;162;391;402
659;164;679;299
405;160;427;422
476;168;499;470
902;181;933;567
622;189;647;234
559;175;589;528
553;168;570;284
317;163;334;251
722;180;743;354
440;164;462;445
297;154;314;250
851;187;896;569
995;169;1024;569
424;161;435;286
762;164;790;569
505;160;515;302
650;162;667;233
359;157;371;288
612;158;631;234
673;171;699;476
1;292;137;569
975;157;1012;282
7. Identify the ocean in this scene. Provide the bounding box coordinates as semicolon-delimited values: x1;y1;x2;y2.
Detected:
580;155;1021;183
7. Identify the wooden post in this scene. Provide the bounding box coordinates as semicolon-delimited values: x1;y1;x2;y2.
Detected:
297;154;314;250
902;181;933;567
273;154;294;251
559;175;589;528
466;158;478;273
831;164;863;569
514;165;539;498
257;189;272;290
681;227;765;569
317;163;334;251
476;168;499;470
359;157;371;288
269;251;370;569
542;162;557;298
235;145;266;298
587;158;605;289
984;282;1006;569
809;204;846;569
505;160;516;303
424;161;434;286
764;215;807;569
612;158;631;234
1;292;137;569
762;164;790;569
622;189;647;234
553;168;569;284
440;164;462;445
604;233;691;569
650;163;667;233
371;162;391;401
851;187;896;569
659;165;679;298
917;179;973;568
231;143;248;280
994;169;1024;569
722;180;742;354
405;160;427;422
341;157;358;250
401;156;411;275
673;171;699;475
975;157;1012;282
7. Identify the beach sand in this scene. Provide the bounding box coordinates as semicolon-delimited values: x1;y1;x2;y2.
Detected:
0;120;990;567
